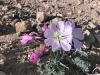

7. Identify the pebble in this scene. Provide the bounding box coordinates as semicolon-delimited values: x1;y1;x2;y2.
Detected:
2;15;9;21
77;0;84;5
0;54;6;65
84;30;95;44
16;3;22;9
82;30;95;49
87;22;97;29
15;21;32;33
82;40;91;50
57;14;63;17
36;12;47;23
2;6;8;11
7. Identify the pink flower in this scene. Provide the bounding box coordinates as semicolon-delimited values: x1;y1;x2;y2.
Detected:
21;34;34;45
21;34;42;45
42;23;48;31
30;50;47;64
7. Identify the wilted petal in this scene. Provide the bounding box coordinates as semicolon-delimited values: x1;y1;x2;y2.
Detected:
73;38;82;51
52;40;60;52
64;23;72;35
60;40;71;51
21;40;27;45
57;21;64;32
30;50;47;64
21;34;34;45
73;28;84;40
44;29;54;38
44;37;55;46
50;22;57;32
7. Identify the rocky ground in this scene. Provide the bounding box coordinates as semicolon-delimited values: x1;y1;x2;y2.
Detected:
0;0;100;75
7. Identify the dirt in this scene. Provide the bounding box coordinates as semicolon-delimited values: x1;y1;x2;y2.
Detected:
0;0;100;75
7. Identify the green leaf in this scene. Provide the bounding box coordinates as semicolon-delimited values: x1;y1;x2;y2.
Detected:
72;57;90;73
77;50;88;57
37;55;49;66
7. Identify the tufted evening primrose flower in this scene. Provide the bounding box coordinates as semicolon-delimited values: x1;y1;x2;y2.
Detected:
30;50;47;64
44;21;72;52
71;21;84;51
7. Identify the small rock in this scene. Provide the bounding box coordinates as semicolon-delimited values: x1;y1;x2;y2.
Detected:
91;10;98;16
52;18;59;25
77;0;84;5
84;0;93;4
94;34;100;44
78;10;82;14
16;3;22;9
57;14;63;17
87;22;97;29
83;30;95;44
90;50;96;55
0;54;6;65
44;4;49;11
52;17;62;25
2;15;9;21
82;40;90;50
52;13;57;16
36;12;47;23
2;6;8;11
15;21;32;33
0;71;6;75
67;12;72;15
82;30;95;49
10;19;18;26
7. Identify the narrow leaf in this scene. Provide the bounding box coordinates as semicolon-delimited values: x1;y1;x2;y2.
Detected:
37;55;49;66
77;50;88;57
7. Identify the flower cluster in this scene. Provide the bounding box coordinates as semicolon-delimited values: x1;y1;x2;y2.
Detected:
20;21;84;64
44;21;84;52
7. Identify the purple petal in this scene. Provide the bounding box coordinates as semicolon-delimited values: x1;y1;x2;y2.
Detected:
44;29;54;38
44;37;55;46
62;34;72;44
21;40;27;45
64;23;72;35
73;38;82;51
60;40;71;51
50;22;57;32
71;21;75;30
57;21;64;32
67;34;72;44
66;21;72;26
52;40;60;52
73;28;84;40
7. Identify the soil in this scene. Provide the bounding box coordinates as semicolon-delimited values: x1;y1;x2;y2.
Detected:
0;0;100;75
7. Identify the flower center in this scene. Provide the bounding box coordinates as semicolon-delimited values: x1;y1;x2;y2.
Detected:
55;35;62;40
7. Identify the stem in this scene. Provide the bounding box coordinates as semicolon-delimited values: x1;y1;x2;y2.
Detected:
60;62;69;70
